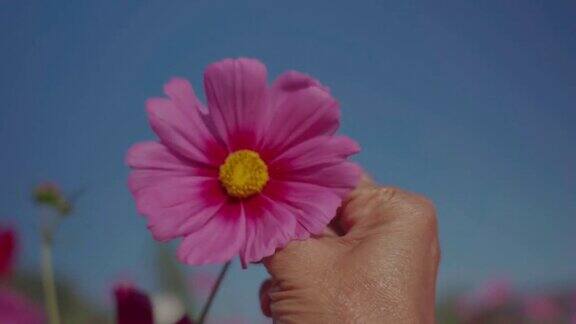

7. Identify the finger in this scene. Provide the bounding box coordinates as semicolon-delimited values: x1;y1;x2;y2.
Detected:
327;213;346;236
315;173;376;238
336;171;387;233
337;187;385;234
259;279;274;317
262;239;313;275
339;184;435;237
329;172;377;234
342;172;377;205
319;225;340;238
262;235;334;277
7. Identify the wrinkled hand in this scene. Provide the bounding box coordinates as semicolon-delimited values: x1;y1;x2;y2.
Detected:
259;175;440;323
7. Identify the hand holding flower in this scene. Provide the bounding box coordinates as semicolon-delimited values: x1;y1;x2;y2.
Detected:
259;175;440;323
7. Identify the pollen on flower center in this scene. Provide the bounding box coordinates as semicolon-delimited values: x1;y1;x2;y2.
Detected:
219;150;269;198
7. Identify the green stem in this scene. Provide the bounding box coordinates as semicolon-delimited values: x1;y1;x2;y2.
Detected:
41;234;61;324
197;261;232;324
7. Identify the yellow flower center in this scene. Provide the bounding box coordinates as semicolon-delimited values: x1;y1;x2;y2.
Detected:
219;150;269;198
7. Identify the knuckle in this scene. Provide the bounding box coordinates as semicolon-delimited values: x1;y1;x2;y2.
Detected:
415;212;438;241
419;206;438;228
410;195;437;226
374;186;399;203
368;186;439;232
400;193;439;238
414;194;436;216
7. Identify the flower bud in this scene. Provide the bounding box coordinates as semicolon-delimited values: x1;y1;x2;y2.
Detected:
33;182;72;216
114;283;154;324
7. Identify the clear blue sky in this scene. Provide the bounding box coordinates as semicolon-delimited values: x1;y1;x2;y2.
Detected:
1;0;575;321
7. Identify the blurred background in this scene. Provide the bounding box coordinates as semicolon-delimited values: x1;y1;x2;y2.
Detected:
1;1;575;323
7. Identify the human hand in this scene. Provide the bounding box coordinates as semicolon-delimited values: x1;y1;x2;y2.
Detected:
259;175;440;323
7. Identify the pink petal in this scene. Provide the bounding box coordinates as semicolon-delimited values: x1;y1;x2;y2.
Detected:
277;162;362;198
126;142;215;173
270;136;359;171
132;176;226;241
177;203;246;265
273;70;328;92
240;195;297;266
261;71;339;156
126;141;217;195
145;198;225;242
241;215;269;267
165;78;225;145
127;169;212;194
132;177;218;212
163;77;206;114
146;83;226;166
126;141;228;241
204;58;269;150
267;136;361;197
264;180;342;235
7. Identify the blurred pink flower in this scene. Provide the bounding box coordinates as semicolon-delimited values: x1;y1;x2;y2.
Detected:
523;296;562;321
114;283;194;324
475;279;512;309
456;278;513;319
127;58;360;266
0;226;16;279
0;287;44;324
114;283;154;324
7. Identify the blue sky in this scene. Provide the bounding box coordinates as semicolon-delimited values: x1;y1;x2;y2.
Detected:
1;0;575;321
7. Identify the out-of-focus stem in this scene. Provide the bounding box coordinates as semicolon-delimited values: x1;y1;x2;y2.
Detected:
41;233;61;324
197;261;232;324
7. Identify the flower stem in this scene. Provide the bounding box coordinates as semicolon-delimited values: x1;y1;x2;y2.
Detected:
197;261;232;324
41;232;61;324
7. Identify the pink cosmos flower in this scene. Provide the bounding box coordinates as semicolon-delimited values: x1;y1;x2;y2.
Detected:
0;226;16;279
126;58;360;266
